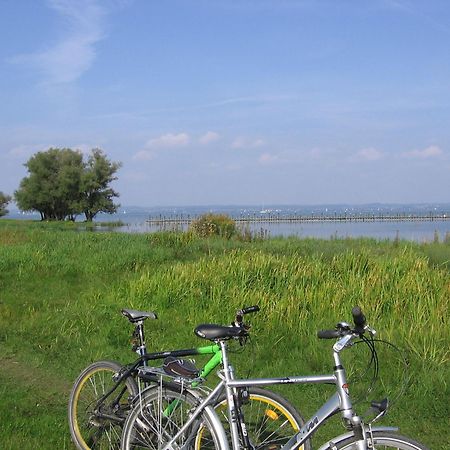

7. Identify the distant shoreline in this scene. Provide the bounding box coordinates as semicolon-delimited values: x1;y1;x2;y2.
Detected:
5;202;450;220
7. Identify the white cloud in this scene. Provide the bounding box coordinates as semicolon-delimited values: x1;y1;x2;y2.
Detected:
132;132;191;161
258;153;279;165
199;131;220;145
7;144;50;159
356;147;383;161
9;0;106;84
231;137;265;149
74;144;95;155
145;133;190;149
132;150;155;162
401;145;444;159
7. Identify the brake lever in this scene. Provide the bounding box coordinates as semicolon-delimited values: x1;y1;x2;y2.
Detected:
336;321;351;331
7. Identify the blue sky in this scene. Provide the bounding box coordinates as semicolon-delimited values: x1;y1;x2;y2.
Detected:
1;0;449;206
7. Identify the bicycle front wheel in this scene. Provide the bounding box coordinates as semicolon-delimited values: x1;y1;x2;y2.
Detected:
210;387;311;450
121;386;223;450
68;360;138;450
322;431;430;450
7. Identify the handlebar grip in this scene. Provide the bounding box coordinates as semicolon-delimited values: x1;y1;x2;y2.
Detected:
352;306;366;328
241;305;260;315
317;329;341;339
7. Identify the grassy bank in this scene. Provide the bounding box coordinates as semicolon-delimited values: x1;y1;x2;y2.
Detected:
0;220;448;449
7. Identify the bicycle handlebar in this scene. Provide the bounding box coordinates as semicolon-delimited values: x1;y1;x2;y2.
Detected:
234;305;260;327
317;306;368;340
241;305;260;315
317;329;342;339
351;306;366;329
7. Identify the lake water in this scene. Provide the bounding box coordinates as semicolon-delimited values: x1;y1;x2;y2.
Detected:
7;204;450;242
89;204;450;242
114;216;449;242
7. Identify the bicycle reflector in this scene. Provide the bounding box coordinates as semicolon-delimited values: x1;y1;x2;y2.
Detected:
265;409;279;420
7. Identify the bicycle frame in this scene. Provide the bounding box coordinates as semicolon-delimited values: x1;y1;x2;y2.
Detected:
93;343;222;423
157;337;395;450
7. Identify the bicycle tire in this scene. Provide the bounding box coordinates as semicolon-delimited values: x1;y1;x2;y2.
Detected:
321;431;430;450
210;387;311;450
121;385;223;450
68;360;139;450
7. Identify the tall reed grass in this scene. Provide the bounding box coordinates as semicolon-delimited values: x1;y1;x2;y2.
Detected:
0;221;448;448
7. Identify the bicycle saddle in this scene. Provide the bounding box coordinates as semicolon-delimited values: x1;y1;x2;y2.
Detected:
194;324;247;341
121;309;158;323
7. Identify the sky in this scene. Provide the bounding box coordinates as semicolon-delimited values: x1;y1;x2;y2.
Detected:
1;0;449;207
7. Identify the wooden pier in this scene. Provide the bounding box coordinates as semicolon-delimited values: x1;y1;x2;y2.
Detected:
146;213;449;226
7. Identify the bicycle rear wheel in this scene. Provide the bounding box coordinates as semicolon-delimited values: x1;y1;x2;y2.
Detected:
121;386;223;450
322;431;430;450
68;360;138;450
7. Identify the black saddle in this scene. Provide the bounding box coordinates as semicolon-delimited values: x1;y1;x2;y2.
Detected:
122;309;158;323
194;324;248;341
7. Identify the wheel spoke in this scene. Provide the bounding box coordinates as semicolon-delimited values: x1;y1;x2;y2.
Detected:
69;361;137;450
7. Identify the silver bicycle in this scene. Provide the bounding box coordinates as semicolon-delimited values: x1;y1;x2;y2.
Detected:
121;307;429;450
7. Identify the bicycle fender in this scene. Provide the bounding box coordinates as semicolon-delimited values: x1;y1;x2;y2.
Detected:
184;388;229;450
316;427;399;450
202;404;230;450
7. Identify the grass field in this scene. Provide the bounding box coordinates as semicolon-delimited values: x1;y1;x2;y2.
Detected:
0;219;448;449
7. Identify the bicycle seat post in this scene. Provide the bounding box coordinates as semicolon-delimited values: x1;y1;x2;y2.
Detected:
122;309;157;366
134;320;147;365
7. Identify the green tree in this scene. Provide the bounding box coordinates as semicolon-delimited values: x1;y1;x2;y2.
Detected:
15;148;121;221
0;192;11;217
80;149;122;221
15;148;84;220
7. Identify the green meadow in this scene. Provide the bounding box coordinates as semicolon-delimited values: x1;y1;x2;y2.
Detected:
0;220;448;449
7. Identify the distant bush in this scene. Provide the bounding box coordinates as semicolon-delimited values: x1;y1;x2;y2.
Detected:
189;213;236;238
235;224;270;242
0;191;11;217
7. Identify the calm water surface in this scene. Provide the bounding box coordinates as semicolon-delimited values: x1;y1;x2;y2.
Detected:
8;205;450;242
88;208;449;242
114;217;449;242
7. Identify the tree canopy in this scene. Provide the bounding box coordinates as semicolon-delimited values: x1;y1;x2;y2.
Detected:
80;149;122;221
0;192;11;217
15;148;121;221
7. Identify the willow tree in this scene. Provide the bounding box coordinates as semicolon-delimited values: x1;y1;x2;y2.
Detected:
15;148;84;220
15;148;121;221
